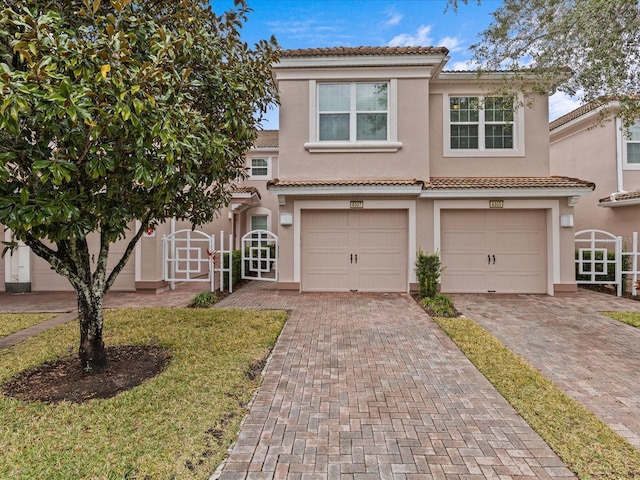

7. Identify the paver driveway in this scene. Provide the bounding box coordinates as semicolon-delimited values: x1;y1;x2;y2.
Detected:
215;283;575;479
453;290;640;451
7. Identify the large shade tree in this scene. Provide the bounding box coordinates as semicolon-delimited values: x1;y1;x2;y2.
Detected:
450;0;640;126
0;0;278;372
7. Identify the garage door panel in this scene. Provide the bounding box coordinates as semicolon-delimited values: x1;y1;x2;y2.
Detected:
442;231;487;254
359;230;404;249
495;231;545;253
441;210;485;228
441;272;486;293
301;271;350;292
301;209;408;292
356;210;405;228
358;270;406;292
494;271;545;292
496;253;545;270
441;209;547;294
304;230;350;248
358;251;405;269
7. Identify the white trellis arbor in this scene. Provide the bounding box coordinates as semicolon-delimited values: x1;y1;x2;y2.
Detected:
162;229;234;292
241;230;278;282
575;229;640;296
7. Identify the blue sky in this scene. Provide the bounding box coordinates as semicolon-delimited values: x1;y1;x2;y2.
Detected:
212;0;579;128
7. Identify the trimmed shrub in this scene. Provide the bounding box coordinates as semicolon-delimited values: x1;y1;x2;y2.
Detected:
422;293;457;317
415;249;442;299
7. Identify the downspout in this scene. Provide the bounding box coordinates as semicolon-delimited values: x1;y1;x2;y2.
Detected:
611;116;629;202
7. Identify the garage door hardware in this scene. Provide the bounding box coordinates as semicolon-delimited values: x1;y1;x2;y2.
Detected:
350;254;358;264
487;254;496;264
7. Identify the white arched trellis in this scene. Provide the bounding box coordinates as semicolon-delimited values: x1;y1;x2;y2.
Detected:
241;230;278;282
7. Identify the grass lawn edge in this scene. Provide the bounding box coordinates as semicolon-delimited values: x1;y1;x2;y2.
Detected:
433;315;640;480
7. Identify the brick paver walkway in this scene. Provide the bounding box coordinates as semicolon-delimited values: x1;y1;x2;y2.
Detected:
214;283;576;479
452;290;640;451
0;282;203;349
5;282;638;478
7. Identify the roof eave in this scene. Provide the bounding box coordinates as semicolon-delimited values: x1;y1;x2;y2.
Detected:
267;184;424;196
549;102;619;136
250;146;279;153
420;187;594;199
598;197;640;208
274;54;449;70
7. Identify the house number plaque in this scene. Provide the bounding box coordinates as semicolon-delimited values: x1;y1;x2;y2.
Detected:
350;201;364;209
489;200;504;208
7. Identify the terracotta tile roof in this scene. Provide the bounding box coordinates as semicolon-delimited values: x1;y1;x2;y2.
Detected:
425;176;595;190
254;130;278;148
599;189;640;204
280;46;449;58
549;99;610;131
267;177;594;191
231;186;261;199
268;178;424;187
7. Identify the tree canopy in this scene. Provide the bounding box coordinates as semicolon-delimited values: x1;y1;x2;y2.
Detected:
0;0;279;371
451;0;640;126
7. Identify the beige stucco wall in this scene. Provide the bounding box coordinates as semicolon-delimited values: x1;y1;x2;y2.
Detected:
428;84;551;177
550;116;640;241
30;229;136;292
277;77;431;181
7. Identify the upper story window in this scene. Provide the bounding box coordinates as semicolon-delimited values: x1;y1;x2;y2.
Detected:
624;121;640;169
249;157;270;179
444;94;524;157
306;80;402;153
318;82;388;141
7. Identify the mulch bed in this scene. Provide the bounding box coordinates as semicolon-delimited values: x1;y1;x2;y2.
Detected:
2;345;171;404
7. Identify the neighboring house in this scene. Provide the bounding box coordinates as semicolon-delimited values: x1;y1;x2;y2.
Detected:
550;100;640;243
2;46;596;296
267;46;594;295
0;130;279;293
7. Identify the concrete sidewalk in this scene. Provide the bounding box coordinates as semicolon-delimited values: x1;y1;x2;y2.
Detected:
214;283;576;479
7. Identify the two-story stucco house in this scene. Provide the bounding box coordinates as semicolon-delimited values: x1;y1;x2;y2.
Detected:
267;46;594;295
2;45;595;296
550;100;640;242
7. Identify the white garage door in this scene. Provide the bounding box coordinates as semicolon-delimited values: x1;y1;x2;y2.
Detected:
301;209;408;292
440;209;547;294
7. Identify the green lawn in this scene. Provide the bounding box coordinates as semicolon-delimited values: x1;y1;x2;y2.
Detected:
435;316;640;480
0;313;54;338
602;311;640;328
0;307;287;480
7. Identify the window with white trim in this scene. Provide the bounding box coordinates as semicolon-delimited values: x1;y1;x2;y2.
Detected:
250;214;269;247
318;82;388;142
445;95;523;157
250;214;268;232
624;121;640;168
249;157;270;179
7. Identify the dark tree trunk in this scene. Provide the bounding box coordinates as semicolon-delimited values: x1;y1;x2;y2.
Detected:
77;288;107;373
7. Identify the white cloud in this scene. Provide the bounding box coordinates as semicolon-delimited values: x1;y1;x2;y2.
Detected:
388;25;433;47
437;36;463;53
549;91;582;121
384;12;403;28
